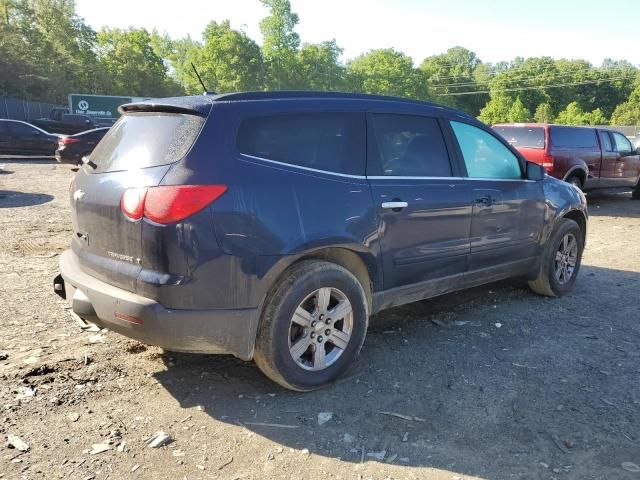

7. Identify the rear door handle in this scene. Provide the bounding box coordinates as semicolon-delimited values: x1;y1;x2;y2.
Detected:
475;195;494;207
381;201;408;209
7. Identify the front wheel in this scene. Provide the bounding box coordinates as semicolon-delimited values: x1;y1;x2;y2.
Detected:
254;260;369;391
528;219;584;297
632;179;640;200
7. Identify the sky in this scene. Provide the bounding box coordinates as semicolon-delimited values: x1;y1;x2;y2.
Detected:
75;0;640;66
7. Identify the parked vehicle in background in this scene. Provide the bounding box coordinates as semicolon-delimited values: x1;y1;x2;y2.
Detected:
32;107;97;135
54;92;588;391
0;119;59;157
55;127;110;165
493;123;640;198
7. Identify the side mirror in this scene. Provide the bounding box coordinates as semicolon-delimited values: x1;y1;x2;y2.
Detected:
526;161;545;181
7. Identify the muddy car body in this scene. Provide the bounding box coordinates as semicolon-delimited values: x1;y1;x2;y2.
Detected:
55;92;588;390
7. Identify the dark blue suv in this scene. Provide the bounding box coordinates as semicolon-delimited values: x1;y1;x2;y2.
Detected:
55;92;588;391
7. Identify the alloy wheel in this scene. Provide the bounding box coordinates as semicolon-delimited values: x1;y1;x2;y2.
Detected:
554;233;578;285
288;287;353;371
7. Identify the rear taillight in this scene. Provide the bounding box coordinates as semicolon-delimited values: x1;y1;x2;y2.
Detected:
60;137;80;145
541;152;554;171
120;187;147;220
120;185;227;224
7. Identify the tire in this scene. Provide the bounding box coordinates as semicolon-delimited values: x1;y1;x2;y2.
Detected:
528;218;584;297
632;180;640;200
566;174;583;191
254;260;368;391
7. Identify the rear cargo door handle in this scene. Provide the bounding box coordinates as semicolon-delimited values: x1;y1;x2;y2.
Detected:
381;201;408;210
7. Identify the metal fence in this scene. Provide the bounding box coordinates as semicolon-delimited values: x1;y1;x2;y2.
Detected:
596;125;640;138
0;97;66;122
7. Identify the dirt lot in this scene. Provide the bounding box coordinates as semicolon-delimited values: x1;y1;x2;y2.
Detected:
1;160;639;480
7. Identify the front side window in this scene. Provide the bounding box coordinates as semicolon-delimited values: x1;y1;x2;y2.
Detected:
451;121;522;179
237;112;365;175
611;132;633;156
369;114;452;177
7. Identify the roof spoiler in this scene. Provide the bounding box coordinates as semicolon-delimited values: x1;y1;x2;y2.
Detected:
118;102;207;117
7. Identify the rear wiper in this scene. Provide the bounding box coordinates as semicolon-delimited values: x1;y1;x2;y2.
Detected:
81;156;97;169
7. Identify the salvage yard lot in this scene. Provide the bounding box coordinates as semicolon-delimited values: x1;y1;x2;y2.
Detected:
1;160;639;480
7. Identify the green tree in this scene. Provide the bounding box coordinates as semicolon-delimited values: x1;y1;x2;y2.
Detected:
478;94;512;124
260;0;300;90
185;21;264;94
534;103;554;123
584;108;607;125
0;0;104;102
556;101;609;125
97;27;182;96
346;49;429;100
295;40;345;90
555;102;586;125
507;96;531;122
420;46;488;115
610;83;640;125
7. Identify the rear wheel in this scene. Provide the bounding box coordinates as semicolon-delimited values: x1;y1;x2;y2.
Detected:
528;219;584;297
254;260;368;391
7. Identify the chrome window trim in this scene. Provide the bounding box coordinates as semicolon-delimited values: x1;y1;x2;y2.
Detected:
240;154;535;182
0;119;50;135
367;176;465;180
239;153;366;179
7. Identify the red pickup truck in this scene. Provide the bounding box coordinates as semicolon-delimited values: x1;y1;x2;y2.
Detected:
493;123;640;198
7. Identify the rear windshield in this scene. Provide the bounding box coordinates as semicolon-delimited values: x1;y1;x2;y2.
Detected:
236;112;365;175
493;126;545;149
550;126;598;149
89;112;204;173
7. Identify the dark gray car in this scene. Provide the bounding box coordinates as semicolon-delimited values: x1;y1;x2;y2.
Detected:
54;92;588;391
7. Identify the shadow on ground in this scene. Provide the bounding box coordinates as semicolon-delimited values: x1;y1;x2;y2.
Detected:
154;265;640;478
0;190;54;207
587;189;640;218
0;157;57;164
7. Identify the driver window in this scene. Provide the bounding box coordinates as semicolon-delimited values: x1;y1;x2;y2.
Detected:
612;132;633;156
369;114;452;177
451;121;522;179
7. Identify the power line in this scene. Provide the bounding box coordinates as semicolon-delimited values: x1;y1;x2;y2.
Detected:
436;74;639;97
429;70;638;90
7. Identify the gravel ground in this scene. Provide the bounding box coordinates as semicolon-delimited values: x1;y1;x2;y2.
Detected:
1;160;639;480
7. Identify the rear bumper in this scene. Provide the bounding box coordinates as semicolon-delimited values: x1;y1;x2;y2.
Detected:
56;250;259;360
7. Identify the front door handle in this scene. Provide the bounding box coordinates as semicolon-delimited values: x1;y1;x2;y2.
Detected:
475;195;494;207
381;201;408;210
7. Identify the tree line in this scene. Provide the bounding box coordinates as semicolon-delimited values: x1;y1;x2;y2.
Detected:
2;0;640;125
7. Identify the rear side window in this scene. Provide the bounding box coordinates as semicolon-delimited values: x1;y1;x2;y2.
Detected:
237;112;365;175
550;127;598;149
493;126;545;149
599;131;614;152
369;114;452;177
90;113;204;173
8;122;37;136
